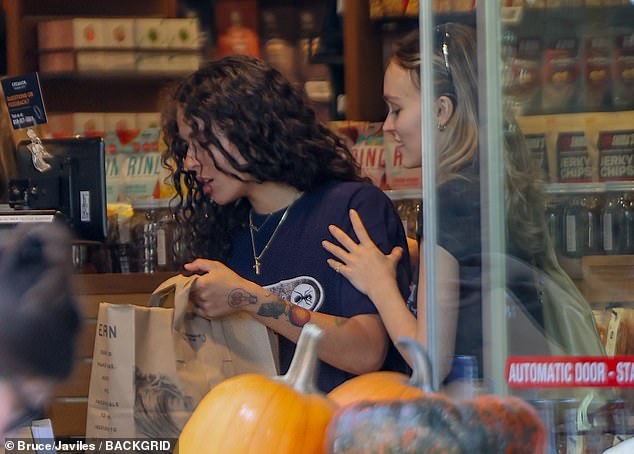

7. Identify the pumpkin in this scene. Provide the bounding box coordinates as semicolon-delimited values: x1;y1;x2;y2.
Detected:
459;394;547;454
327;397;468;453
178;323;335;454
328;337;432;406
326;337;546;454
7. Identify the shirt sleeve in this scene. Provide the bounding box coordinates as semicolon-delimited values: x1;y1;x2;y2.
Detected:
336;184;412;318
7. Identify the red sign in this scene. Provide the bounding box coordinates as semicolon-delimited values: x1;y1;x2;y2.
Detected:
506;356;634;388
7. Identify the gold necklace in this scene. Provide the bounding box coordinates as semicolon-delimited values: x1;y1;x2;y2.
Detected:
249;212;273;233
249;193;302;275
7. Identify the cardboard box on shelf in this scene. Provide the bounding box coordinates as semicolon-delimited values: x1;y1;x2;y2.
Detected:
166;53;202;72
37;18;104;50
135;52;170;72
73;112;106;138
135;18;169;49
167;18;202;49
39;50;105;73
102;18;135;49
45;113;74;138
135;113;161;130
102;51;136;72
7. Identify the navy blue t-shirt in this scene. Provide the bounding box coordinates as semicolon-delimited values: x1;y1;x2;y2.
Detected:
226;180;411;392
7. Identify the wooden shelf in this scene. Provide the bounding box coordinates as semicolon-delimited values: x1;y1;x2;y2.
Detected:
2;0;180;112
581;255;634;304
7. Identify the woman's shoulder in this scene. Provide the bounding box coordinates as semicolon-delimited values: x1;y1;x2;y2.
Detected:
312;180;386;201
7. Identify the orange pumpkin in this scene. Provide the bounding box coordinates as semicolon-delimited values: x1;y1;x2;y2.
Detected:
328;337;432;406
178;324;335;453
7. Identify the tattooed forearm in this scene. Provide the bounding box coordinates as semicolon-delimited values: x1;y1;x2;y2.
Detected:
258;301;287;318
228;288;258;308
256;296;312;327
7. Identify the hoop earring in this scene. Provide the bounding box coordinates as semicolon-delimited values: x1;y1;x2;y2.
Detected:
437;122;446;131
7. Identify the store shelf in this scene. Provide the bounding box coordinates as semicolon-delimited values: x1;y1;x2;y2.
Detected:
385;188;422;200
544;181;634;195
581;254;634;304
2;0;180;113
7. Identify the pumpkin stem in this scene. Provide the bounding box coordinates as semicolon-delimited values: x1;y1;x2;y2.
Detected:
396;337;434;392
276;323;323;394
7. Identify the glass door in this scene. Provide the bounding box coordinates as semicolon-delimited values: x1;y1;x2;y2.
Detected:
416;1;634;452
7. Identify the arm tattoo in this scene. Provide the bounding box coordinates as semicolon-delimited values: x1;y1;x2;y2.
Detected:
228;288;258;308
256;295;312;327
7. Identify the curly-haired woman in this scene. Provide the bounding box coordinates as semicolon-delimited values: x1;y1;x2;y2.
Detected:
161;55;411;392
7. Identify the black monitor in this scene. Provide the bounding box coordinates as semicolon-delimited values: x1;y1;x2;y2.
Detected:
9;137;107;242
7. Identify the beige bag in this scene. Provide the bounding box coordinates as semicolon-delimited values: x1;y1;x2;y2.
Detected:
85;274;277;439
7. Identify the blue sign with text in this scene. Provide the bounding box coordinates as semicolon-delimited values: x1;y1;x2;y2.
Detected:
1;72;48;130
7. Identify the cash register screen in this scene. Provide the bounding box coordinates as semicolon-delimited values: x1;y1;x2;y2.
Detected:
12;137;107;241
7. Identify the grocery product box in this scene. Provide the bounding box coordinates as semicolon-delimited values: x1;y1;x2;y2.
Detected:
167;18;202;49
328;121;387;189
136;52;170;72
102;18;135;48
104;112;139;148
45;113;74;138
135;113;161;130
135;18;169;49
37;18;104;49
166;53;202;72
102;51;136;72
73;112;106;137
384;133;422;190
46;112;107;138
39;50;104;73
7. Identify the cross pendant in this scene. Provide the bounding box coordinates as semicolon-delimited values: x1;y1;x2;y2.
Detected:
254;258;261;275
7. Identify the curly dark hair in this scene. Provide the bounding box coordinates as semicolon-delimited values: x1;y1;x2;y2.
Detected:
161;55;364;261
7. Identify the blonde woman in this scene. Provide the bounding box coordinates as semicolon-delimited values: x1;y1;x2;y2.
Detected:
323;23;549;382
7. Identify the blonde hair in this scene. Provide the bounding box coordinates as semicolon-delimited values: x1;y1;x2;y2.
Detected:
392;23;479;184
0;85;17;202
392;24;549;259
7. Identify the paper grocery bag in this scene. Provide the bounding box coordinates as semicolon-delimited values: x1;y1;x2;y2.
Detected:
86;274;277;439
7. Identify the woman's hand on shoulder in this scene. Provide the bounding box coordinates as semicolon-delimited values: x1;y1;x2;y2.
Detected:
184;259;259;319
322;209;403;301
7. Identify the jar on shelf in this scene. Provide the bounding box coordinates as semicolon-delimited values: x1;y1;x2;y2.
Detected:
601;192;623;254
601;192;634;255
545;195;563;253
130;199;178;273
562;195;600;258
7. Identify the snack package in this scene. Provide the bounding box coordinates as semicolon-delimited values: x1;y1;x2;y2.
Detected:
517;115;551;182
605;307;634;356
383;133;422;190
542;37;581;113
612;31;634;110
597;130;634;182
554;114;593;183
503;37;543;116
583;34;613;111
328;121;387;189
